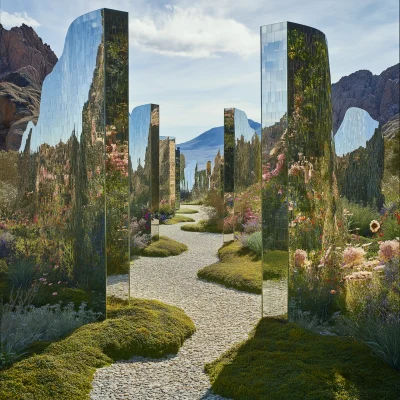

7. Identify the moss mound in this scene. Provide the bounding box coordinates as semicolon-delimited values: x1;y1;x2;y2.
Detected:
141;235;188;257
181;219;223;233
263;250;288;280
0;297;195;400
175;208;199;214
164;215;195;225
198;241;262;294
206;317;400;400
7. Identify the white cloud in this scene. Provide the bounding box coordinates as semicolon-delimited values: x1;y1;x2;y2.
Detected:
0;10;41;28
129;5;258;58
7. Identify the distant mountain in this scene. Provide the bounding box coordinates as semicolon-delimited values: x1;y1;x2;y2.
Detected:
178;119;261;150
332;64;399;134
0;23;58;150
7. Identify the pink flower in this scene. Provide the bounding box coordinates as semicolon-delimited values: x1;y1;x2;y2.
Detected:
379;240;400;262
343;246;365;266
52;292;58;296
294;249;307;267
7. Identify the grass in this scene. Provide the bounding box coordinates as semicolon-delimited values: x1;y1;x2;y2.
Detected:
181;219;223;233
0;297;195;400
197;241;262;294
205;317;400;400
141;235;188;257
164;215;195;225
175;208;199;214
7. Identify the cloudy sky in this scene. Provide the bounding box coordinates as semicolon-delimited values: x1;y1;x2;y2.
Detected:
1;0;398;143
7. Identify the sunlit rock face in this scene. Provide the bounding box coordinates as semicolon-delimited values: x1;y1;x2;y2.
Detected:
0;23;58;150
0;9;129;317
332;64;399;133
334;107;379;156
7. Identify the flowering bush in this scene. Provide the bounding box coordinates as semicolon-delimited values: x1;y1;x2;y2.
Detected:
379;240;400;262
294;249;308;268
343;246;366;266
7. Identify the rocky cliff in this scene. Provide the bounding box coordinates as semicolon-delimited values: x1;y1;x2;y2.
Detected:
332;64;399;134
0;23;57;150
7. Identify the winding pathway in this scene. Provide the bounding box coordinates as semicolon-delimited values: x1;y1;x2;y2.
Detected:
92;206;261;399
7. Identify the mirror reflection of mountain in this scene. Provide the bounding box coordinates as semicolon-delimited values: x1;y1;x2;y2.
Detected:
0;23;58;150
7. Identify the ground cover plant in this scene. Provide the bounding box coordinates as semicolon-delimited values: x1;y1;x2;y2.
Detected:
0;287;98;367
141;235;188;257
198;241;288;294
205;317;400;400
0;297;195;399
181;219;223;233
163;215;195;225
175;208;199;214
198;241;262;294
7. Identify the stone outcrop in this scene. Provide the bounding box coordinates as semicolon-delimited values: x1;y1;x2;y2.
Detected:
0;23;57;150
332;64;399;134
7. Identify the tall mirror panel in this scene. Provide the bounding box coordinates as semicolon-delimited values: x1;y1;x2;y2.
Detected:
129;104;160;260
261;22;289;317
0;9;129;340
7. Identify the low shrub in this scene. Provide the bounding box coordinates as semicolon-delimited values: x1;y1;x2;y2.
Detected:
0;288;98;367
205;317;400;400
337;315;400;371
247;231;262;256
0;298;195;399
7;256;36;289
342;198;381;237
141;236;188;257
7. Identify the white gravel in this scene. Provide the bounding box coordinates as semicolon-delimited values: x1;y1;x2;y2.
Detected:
92;206;261;400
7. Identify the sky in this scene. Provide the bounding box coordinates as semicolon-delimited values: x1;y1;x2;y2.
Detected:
0;0;399;143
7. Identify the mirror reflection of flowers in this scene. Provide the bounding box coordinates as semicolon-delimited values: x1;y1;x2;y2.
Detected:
370;220;380;233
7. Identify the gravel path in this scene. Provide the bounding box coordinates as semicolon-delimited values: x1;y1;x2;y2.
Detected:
92;206;261;400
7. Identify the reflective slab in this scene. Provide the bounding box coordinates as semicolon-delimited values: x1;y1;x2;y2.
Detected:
1;9;129;317
129;104;160;256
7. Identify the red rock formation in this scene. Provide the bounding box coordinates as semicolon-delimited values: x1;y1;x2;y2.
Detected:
0;23;57;150
332;64;399;134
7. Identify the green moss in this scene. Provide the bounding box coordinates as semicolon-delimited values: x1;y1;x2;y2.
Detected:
263;250;288;280
181;199;204;205
164;215;195;225
181;219;223;233
205;317;400;400
141;236;188;257
198;241;262;294
175;208;199;214
0;297;195;400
